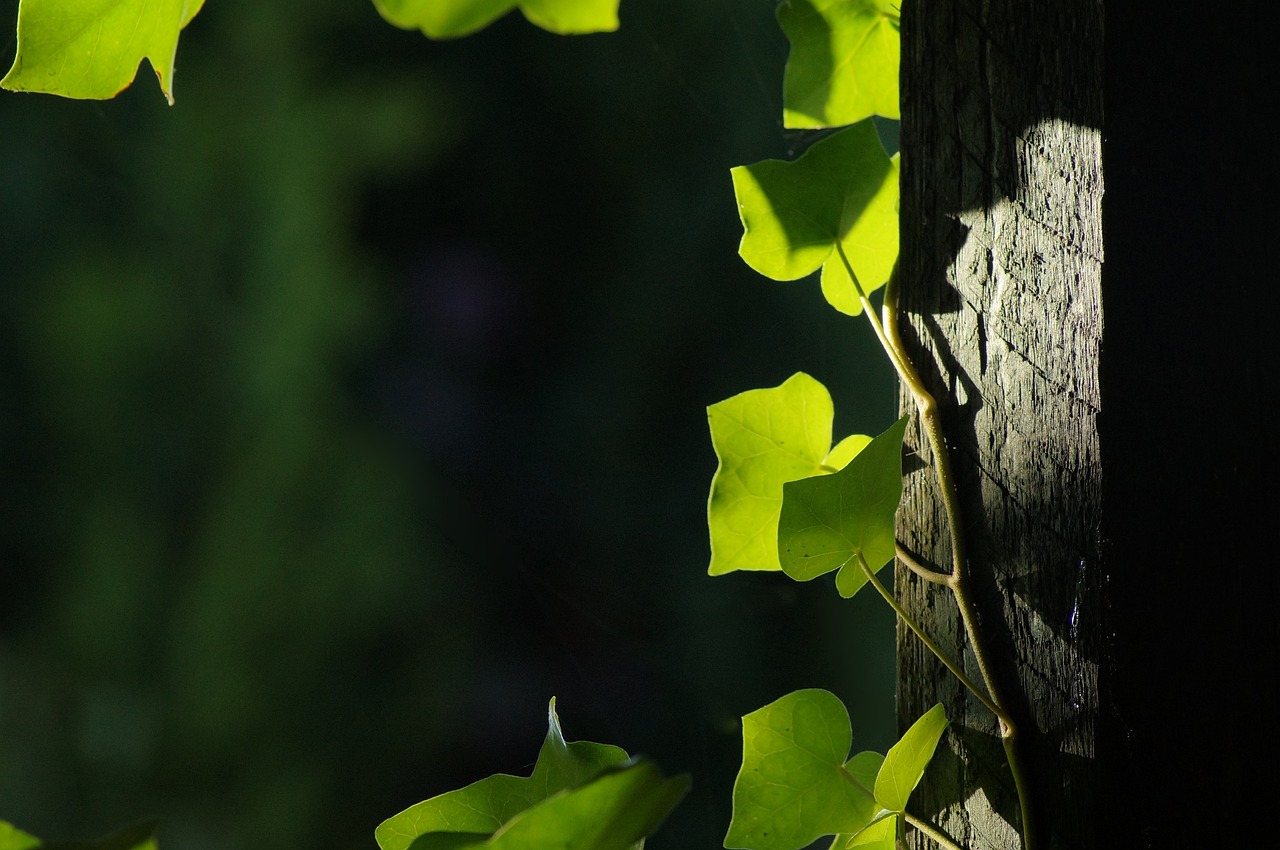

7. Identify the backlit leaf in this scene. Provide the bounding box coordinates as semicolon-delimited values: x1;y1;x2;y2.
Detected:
778;416;906;598
874;704;947;813
845;814;897;848
375;699;631;850
0;823;41;850
707;373;871;575
779;0;900;128
1;0;205;104
725;689;882;850
477;760;689;850
731;120;899;316
372;0;619;39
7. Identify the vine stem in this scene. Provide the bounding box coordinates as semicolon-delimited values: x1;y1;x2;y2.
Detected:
834;245;1039;850
855;552;1000;720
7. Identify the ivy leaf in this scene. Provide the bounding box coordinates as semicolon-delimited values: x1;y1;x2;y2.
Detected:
375;699;631;850
372;0;620;39
1;0;205;104
0;821;161;850
474;759;689;850
730;120;899;316
0;823;42;850
778;0;900;128
873;704;948;813
725;689;884;850
845;815;897;848
778;416;907;599
707;373;871;576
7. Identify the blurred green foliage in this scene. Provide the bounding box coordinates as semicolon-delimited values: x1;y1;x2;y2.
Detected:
0;2;896;848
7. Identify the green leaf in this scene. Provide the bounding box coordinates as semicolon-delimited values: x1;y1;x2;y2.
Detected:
477;759;689;850
1;0;205;104
0;823;42;850
778;0;900;128
874;704;948;813
375;699;632;850
725;689;883;850
45;822;158;850
778;415;907;598
707;372;871;575
730;120;899;316
845;814;897;848
372;0;620;39
0;821;160;850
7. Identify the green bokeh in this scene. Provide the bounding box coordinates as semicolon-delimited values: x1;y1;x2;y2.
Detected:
0;2;899;848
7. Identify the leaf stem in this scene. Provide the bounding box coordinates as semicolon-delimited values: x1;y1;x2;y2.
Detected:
895;541;953;586
903;814;964;850
838;250;1039;849
855;553;1001;721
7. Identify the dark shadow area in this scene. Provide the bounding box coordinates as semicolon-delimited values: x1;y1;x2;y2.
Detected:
1100;2;1279;846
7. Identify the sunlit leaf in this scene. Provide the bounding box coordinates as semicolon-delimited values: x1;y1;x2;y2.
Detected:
845;814;897;848
731;120;899;315
725;689;883;850
0;823;41;850
477;760;689;850
375;699;631;850
371;0;619;39
778;0;900;128
707;373;871;575
874;704;948;813
777;416;906;598
1;0;205;104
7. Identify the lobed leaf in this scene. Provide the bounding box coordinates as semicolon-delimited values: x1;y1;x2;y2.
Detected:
779;0;900;128
478;759;689;850
707;373;871;576
730;120;899;316
375;699;631;850
873;704;948;813
372;0;619;39
1;0;206;104
777;416;907;598
725;689;883;850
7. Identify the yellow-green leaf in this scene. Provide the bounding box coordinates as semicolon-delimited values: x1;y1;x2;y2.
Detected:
874;704;948;813
778;416;906;598
731;120;899;316
707;373;871;575
1;0;205;104
725;689;883;850
372;0;619;39
779;0;900;128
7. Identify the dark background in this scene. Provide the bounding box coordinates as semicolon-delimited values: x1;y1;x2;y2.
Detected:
0;2;898;848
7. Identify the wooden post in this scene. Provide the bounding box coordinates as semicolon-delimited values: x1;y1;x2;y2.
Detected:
896;2;1104;847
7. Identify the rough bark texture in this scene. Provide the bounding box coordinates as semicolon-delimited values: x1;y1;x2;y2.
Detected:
895;3;1104;848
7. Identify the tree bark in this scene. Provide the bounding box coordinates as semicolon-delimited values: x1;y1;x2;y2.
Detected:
896;2;1104;848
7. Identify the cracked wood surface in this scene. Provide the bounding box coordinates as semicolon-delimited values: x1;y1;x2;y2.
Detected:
895;2;1104;848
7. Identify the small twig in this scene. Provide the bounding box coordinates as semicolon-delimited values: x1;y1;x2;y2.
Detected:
856;553;1003;722
895;540;953;586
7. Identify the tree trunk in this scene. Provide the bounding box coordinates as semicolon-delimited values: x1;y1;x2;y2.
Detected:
895;2;1105;848
897;1;1279;848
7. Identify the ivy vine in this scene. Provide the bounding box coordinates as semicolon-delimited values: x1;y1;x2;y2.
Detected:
3;1;1038;849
